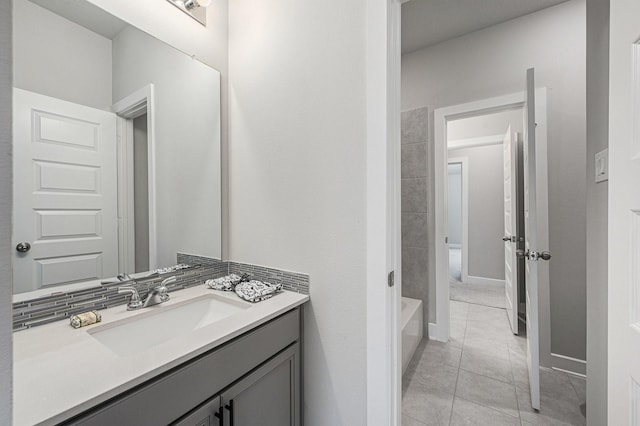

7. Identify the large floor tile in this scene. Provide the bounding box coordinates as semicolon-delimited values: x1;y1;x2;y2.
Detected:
450;397;520;426
409;359;459;395
516;385;586;426
455;369;519;418
460;347;514;384
464;321;511;343
450;322;466;348
507;333;528;357
463;334;511;357
513;366;576;399
568;375;586;404
403;413;428;426
421;340;463;368
403;379;454;426
538;368;577;399
450;281;505;308
510;355;530;390
451;300;470;316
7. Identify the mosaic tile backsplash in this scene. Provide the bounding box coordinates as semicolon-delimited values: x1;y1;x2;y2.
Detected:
13;254;309;331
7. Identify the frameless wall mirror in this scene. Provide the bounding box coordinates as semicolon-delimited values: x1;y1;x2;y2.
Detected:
12;0;222;298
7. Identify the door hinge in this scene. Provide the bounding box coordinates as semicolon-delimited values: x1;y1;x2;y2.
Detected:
388;270;395;288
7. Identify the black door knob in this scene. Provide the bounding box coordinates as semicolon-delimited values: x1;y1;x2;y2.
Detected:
16;242;31;253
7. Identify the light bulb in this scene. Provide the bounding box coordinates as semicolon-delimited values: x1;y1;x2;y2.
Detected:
197;0;212;7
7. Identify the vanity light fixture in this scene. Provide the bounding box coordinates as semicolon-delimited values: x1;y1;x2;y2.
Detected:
166;0;210;26
183;0;212;10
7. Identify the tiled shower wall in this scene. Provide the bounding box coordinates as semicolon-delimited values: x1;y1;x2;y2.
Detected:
401;107;430;337
13;254;309;331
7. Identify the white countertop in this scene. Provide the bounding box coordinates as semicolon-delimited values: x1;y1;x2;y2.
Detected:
13;286;309;426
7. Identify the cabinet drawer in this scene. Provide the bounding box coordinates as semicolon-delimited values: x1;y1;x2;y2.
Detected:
65;308;300;426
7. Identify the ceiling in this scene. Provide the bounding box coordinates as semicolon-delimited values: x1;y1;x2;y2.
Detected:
402;0;570;54
31;0;127;40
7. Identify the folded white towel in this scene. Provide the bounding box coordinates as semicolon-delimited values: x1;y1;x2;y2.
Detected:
235;280;283;303
205;274;242;291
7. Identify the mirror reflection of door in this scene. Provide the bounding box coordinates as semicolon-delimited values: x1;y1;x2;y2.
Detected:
12;89;119;293
12;0;222;297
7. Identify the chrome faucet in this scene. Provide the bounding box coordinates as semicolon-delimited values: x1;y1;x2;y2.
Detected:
142;276;177;307
118;276;177;311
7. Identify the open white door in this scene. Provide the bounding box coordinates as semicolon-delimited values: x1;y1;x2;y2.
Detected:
502;126;519;335
522;68;552;411
13;89;118;293
607;0;640;423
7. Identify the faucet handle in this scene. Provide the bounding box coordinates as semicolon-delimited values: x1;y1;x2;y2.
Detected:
154;276;177;303
160;276;177;287
118;285;143;310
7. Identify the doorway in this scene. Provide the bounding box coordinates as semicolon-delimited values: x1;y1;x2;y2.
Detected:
430;91;551;362
446;110;524;311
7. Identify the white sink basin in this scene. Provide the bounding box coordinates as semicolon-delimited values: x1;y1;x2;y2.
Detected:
88;294;250;356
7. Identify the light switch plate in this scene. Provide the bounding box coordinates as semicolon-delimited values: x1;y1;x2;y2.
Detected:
595;149;608;183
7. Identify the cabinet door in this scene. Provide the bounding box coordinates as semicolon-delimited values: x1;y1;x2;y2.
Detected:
173;395;222;426
222;344;300;426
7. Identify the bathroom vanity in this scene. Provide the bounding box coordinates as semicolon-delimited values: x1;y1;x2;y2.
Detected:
13;286;308;425
10;2;310;425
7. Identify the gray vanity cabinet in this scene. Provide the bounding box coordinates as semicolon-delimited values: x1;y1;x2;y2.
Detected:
64;308;302;426
173;396;223;426
221;344;300;426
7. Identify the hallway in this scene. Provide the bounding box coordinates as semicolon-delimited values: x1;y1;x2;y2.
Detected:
402;301;586;425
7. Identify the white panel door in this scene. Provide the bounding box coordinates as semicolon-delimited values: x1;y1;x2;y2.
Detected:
503;126;519;335
608;0;640;423
13;89;118;293
523;68;546;411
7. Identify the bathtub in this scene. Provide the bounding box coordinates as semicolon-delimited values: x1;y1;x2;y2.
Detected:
402;297;423;374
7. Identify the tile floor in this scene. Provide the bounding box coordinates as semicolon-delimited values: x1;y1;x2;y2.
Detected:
449;281;506;309
402;300;586;425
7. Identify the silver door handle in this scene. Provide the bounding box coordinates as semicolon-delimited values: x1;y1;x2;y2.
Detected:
518;249;551;261
16;242;31;253
502;236;517;243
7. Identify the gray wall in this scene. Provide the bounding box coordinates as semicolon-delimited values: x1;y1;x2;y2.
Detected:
586;0;609;423
447;164;462;246
0;0;11;423
451;144;505;281
13;0;113;110
228;0;368;423
112;25;222;265
402;108;430;335
402;0;588;361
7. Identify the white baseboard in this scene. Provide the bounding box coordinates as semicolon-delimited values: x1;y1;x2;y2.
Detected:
428;322;448;343
551;353;586;377
465;275;505;286
448;243;461;249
